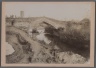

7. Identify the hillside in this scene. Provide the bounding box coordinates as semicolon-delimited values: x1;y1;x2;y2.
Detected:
6;17;90;64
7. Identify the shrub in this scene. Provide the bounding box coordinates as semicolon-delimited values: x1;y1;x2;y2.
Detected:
45;24;90;58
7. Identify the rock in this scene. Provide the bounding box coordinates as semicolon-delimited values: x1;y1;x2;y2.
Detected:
6;42;15;55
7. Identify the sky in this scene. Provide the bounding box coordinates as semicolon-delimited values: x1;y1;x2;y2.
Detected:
5;2;92;21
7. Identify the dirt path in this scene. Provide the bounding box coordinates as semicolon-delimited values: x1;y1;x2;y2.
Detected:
6;26;42;60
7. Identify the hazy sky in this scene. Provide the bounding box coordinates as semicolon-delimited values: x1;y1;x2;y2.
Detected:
5;2;92;21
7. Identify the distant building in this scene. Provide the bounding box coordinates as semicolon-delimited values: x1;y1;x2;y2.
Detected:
10;15;14;18
20;11;24;18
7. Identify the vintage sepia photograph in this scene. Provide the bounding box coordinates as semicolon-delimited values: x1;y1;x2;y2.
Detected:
1;2;95;67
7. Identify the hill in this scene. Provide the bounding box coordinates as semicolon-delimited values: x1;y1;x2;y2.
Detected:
6;17;90;64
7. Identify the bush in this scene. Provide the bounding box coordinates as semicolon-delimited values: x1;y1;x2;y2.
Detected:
45;25;90;58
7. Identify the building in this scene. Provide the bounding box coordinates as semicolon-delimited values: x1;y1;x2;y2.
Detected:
20;11;24;18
